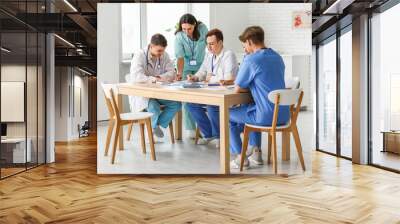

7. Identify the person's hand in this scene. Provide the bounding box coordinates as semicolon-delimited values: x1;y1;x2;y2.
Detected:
175;73;182;81
205;73;213;83
187;74;198;82
219;79;234;86
155;75;162;82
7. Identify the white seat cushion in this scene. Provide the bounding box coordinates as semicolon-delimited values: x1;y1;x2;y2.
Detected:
245;122;290;129
120;112;153;121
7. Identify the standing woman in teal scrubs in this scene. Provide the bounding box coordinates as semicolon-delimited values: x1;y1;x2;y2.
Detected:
175;13;208;137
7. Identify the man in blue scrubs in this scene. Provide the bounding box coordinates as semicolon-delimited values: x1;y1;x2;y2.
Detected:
230;26;290;169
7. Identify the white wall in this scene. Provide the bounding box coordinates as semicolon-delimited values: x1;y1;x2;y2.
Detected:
293;55;312;109
76;74;89;124
97;3;122;121
72;74;89;138
210;3;249;56
209;3;312;58
247;3;312;56
55;67;69;141
55;67;89;141
1;63;47;164
192;3;210;29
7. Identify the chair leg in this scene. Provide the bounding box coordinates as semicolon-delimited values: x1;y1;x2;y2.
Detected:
240;126;250;171
126;122;134;141
169;121;175;144
271;131;278;174
267;133;272;164
104;119;114;156
194;126;200;144
111;122;121;164
139;123;146;154
118;125;124;151
292;125;306;171
145;118;156;161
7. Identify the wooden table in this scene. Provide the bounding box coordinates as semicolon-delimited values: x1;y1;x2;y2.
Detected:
117;83;291;174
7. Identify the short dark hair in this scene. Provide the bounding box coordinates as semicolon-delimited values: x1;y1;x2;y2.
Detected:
206;29;223;42
150;33;167;47
238;26;264;45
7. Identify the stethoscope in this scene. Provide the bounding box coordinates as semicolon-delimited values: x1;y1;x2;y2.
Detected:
143;45;162;75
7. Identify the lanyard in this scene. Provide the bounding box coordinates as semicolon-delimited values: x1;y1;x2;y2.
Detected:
185;36;196;60
144;46;161;74
210;51;224;75
211;55;216;74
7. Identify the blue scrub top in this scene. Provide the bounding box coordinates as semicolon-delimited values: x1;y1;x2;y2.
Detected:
174;23;208;75
235;48;290;125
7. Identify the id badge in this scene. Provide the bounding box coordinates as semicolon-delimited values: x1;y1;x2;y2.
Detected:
189;60;197;66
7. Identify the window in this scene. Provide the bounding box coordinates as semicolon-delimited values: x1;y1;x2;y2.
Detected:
146;3;186;58
121;4;141;61
370;3;400;171
191;3;210;29
316;26;353;159
317;37;337;155
339;28;352;158
121;3;210;62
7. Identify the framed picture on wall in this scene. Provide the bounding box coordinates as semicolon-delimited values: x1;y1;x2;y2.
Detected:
292;10;312;29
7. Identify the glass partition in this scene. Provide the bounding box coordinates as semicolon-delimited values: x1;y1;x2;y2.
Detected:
0;1;46;179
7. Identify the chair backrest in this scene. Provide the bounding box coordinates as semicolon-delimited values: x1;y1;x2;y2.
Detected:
267;89;304;128
285;76;300;89
268;89;302;106
101;83;120;119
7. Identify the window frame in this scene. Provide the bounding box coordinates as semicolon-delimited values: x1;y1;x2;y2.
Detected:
315;24;353;161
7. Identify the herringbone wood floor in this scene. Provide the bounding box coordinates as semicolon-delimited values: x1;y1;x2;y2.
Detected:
1;135;400;223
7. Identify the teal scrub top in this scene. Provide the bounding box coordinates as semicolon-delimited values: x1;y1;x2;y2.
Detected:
174;23;208;76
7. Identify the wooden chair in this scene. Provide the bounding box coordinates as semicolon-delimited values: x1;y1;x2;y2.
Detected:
124;74;175;143
101;83;156;164
126;106;175;144
194;126;201;144
240;89;305;174
285;76;300;89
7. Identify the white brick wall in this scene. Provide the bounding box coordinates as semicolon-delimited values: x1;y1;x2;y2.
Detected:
247;3;312;56
210;3;312;55
210;3;313;109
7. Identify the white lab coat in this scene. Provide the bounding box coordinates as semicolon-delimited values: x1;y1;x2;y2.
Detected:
194;48;238;83
127;48;176;112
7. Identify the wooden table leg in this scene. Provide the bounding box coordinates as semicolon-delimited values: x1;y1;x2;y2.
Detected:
219;103;230;174
282;131;290;161
174;110;182;140
117;94;124;150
